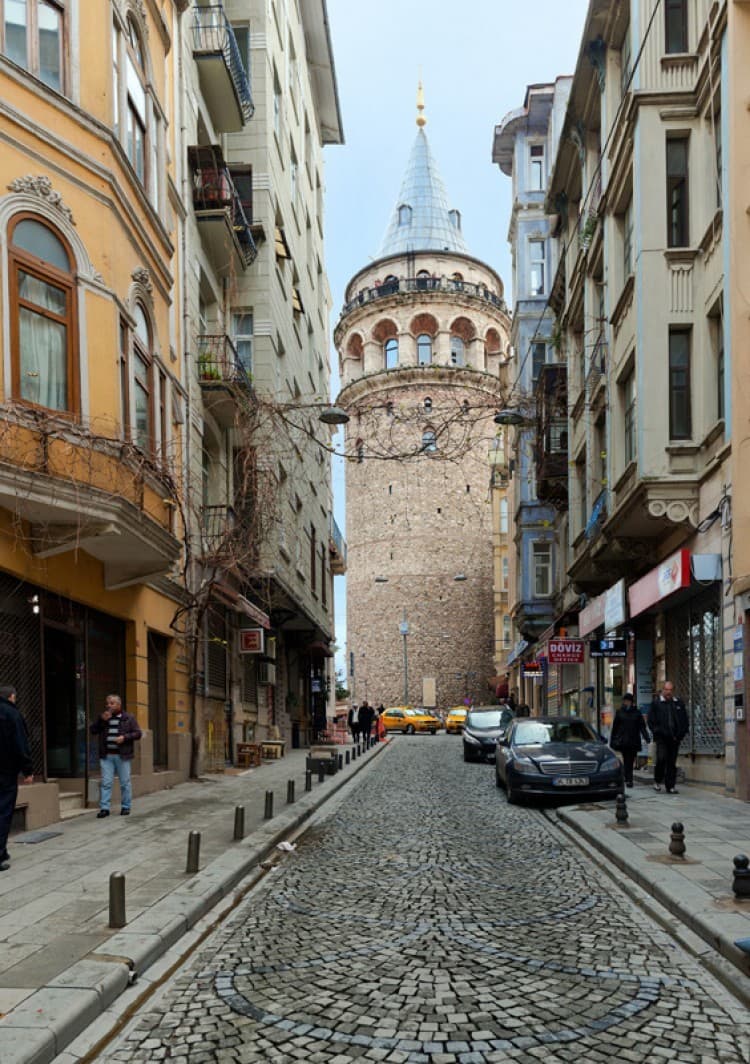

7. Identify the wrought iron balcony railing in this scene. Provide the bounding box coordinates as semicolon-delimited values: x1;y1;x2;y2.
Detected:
200;504;236;556
189;146;257;268
197;334;253;390
192;4;254;126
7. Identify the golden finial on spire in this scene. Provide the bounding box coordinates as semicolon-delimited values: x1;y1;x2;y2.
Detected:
416;79;426;128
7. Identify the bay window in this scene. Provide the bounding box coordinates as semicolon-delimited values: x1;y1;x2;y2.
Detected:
2;0;64;92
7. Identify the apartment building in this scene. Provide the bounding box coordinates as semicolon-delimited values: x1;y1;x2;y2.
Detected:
546;0;734;792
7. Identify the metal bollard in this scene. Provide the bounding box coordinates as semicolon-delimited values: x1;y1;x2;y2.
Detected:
615;793;628;823
186;831;201;873
669;821;686;857
338;754;343;772
345;749;350;765
733;854;750;898
305;769;312;792
287;779;295;804
233;805;245;841
264;791;274;820
109;872;126;928
317;763;325;783
352;747;356;761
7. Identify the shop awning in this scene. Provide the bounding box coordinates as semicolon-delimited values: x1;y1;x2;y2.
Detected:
306;640;334;658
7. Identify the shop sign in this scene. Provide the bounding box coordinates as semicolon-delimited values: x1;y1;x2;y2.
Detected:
589;638;627;658
579;593;606;637
548;639;585;664
604;579;626;631
628;548;690;618
239;628;265;654
522;661;544;677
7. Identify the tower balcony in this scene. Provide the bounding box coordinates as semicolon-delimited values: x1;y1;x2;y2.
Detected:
188;146;257;276
0;413;180;589
338;275;507;321
197;333;253;428
192;4;254;132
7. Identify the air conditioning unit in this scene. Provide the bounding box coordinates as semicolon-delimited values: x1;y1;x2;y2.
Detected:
258;661;276;685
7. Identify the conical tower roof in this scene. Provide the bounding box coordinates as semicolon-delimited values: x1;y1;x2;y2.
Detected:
378;126;469;258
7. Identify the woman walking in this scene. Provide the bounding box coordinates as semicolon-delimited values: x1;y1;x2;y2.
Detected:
610;693;650;788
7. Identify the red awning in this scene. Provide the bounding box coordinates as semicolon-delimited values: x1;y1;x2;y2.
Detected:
306;640;334;658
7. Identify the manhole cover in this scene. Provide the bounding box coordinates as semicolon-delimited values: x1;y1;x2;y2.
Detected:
14;830;63;844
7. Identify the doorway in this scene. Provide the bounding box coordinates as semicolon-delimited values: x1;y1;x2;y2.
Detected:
148;632;169;768
44;626;85;777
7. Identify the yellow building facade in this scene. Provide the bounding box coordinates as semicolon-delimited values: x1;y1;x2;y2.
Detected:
0;0;191;827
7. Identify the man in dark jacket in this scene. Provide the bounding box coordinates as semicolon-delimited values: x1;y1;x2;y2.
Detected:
358;701;375;747
610;693;650;788
0;685;33;871
90;694;142;818
647;680;689;794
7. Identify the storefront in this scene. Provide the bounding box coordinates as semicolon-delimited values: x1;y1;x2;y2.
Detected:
579;578;631;738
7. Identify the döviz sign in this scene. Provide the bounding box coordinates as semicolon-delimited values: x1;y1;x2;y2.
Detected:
548;640;585;664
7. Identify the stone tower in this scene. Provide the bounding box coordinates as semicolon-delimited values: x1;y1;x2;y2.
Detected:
335;92;511;711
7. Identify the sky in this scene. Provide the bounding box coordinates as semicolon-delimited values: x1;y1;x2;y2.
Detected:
322;0;591;677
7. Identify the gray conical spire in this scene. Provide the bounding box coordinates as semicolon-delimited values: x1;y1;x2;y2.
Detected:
378;127;469;258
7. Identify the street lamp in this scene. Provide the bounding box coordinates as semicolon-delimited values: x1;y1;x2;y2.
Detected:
318;405;350;425
399;611;409;704
494;408;532;427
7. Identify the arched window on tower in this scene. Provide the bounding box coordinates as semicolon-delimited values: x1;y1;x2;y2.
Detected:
398;204;412;227
421;428;437;453
423;397;432;412
384;337;398;369
417;333;432;365
450;336;465;366
355;438;364;463
449;209;461;231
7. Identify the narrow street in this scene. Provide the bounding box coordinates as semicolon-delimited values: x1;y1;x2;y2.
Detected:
100;738;748;1064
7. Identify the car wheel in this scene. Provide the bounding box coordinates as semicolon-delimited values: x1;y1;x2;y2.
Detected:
405;724;415;735
495;769;503;789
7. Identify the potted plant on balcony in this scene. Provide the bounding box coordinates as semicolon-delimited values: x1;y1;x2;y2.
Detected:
198;351;221;381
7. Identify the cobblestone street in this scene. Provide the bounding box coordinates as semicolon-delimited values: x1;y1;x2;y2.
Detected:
102;738;749;1063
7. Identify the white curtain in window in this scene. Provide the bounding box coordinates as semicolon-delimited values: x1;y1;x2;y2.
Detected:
18;272;67;410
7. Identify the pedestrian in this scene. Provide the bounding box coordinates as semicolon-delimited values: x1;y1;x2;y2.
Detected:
348;703;361;745
359;701;374;747
0;685;34;872
518;703;531;718
647;680;689;794
609;693;650;789
375;706;387;743
90;694;142;817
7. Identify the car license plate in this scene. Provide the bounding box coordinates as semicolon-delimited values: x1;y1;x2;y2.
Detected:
553;776;589;787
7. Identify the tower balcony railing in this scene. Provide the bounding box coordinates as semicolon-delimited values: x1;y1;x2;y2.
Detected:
341;276;507;316
192;4;254;131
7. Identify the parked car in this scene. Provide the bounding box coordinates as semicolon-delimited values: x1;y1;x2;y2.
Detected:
445;706;468;734
381;706;441;734
495;716;624;804
462;706;514;762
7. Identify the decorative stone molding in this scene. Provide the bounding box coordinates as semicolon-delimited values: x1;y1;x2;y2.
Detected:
7;176;74;224
647;498;699;528
132;266;153;294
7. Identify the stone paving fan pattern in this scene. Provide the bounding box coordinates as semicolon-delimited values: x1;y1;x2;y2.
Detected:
108;737;750;1063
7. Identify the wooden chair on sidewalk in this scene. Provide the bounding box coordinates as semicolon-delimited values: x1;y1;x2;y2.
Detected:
236;742;262;768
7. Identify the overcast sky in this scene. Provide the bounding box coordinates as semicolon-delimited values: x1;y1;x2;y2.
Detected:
323;0;591;677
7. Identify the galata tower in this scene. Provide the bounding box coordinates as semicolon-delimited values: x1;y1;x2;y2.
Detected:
334;90;511;712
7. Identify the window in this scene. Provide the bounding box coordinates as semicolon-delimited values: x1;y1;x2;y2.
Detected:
125;16;147;182
529;144;544;191
529;239;545;296
450;336;465;366
713;110;722;209
668;328;691;439
310;524;316;593
422;429;437;453
232;311;253;376
503;615;512;648
232;23;250;78
423;397;432;412
132;303;153;451
531;341;546;381
448;208;461;230
501;556;509;589
3;0;64;91
417;333;432;365
623;367;636;464
398;204;412;226
499;497;508;534
665;0;688;54
290;147;298;202
9;215;76;413
384;337;398;369
710;304;725;423
273;70;281;137
532;543;552;597
623;198;633;278
119;318;130;436
667;137;689;248
621;24;632;96
158;367;168;465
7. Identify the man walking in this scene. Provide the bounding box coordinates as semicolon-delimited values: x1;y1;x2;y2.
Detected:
90;694;142;817
0;685;33;871
647;680;688;794
359;701;374;747
348;704;361;745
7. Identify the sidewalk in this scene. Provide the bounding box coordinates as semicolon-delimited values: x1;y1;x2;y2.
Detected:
551;777;750;1006
0;740;383;1064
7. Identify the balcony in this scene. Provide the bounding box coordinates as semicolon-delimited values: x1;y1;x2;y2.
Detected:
197;333;253;428
339;276;507;318
329;515;347;575
535;365;568;509
192;4;254;131
188;145;257;276
200;504;236;560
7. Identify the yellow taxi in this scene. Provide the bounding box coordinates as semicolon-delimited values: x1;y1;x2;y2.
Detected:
381;706;442;734
445;706;468;734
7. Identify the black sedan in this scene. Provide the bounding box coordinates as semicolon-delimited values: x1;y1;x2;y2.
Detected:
495;716;624;803
463;706;514;762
